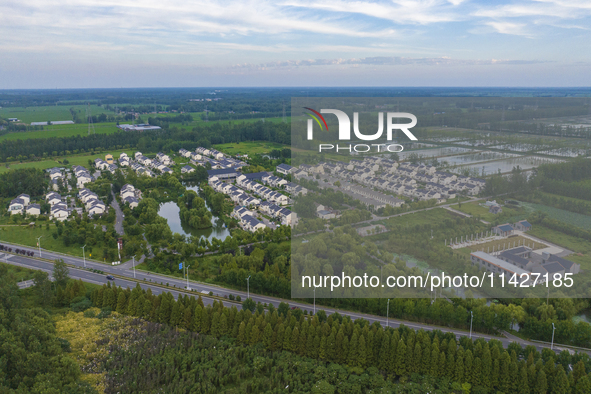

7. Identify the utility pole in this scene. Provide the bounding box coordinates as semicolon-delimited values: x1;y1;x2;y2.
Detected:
246;275;251;299
132;255;136;279
313;287;316;314
470;310;473;339
386;299;390;328
551;322;556;350
37;236;43;258
81;244;86;268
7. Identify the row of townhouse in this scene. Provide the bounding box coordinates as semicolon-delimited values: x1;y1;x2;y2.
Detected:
238;177;290;205
119;153;131;167
8;194;41;216
230;207;266;232
209;178;261;207
79;188;107;216
120;184;141;209
262;174;308;197
72;165;93;189
48;167;69;192
195;147;224;160
259;201;298;226
156;152;172;166
130;162;154;178
46;192;69;221
93;158;118;174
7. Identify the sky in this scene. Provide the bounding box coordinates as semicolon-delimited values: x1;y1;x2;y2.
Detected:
1;0;590;88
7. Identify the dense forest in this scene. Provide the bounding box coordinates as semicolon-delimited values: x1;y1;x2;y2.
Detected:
0;120;290;162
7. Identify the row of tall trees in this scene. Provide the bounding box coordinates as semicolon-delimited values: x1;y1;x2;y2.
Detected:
90;283;591;393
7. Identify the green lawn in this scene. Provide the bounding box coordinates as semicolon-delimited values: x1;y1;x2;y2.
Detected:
451;201;524;222
0;225;89;259
214;141;288;156
0;160;61;174
0;104;115;124
64;149;136;167
528;225;591;255
0;261;36;282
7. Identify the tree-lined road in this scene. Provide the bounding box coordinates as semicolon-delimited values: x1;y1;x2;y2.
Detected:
0;241;583;355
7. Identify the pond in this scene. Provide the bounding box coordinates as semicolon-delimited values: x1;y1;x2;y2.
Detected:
157;185;231;242
438;151;521;166
454;156;564;175
397;146;474;160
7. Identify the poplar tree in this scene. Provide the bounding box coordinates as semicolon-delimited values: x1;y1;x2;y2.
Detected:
290;327;300;353
455;353;464;383
552;365;570;394
347;333;358;366
116;292;127;314
192;305;203;332
249;324;260;345
518;364;530;394
395;340;407;377
574;375;591;394
237;321;246;344
357;335;367;368
263;323;273;350
535;370;547;394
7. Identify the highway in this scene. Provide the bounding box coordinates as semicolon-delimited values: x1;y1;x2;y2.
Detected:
0;241;582;355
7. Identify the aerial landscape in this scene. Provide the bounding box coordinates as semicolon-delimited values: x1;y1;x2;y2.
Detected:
2;1;591;393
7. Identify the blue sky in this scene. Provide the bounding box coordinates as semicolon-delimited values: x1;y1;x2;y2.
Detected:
1;0;590;88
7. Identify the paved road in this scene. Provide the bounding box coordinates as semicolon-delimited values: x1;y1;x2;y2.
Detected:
0;243;584;355
110;190;124;236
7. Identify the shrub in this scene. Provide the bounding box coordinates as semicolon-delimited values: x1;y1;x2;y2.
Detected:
71;297;92;312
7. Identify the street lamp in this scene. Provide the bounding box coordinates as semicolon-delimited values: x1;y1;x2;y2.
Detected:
37;236;43;257
470;311;473;339
132;255;136;279
81;245;86;268
186;264;191;291
551;323;556;350
246;276;251;299
313;288;316;315
386;299;390;328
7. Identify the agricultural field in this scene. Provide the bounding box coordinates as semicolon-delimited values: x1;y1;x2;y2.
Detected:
0;122;120;142
0;104;114;124
213;141;288;156
519;201;591;230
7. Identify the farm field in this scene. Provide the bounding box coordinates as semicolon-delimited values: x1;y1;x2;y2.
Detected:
519;201;591;230
0;104;114;124
0;122;120;142
214;141;288;156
